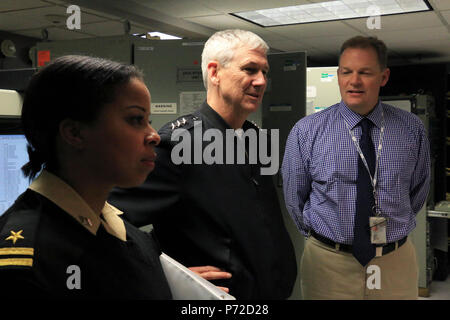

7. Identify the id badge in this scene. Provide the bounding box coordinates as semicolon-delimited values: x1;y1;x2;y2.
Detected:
370;216;387;244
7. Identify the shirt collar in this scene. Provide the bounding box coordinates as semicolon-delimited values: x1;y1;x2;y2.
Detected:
199;101;259;132
199;101;232;131
338;100;384;130
29;170;126;241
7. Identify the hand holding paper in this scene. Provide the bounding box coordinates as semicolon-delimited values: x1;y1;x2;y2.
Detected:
188;265;232;293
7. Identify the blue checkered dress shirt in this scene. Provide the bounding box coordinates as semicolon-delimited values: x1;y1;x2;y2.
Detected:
282;101;430;244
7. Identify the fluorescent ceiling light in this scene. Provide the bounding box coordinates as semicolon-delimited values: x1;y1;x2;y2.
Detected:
232;0;431;27
132;32;182;40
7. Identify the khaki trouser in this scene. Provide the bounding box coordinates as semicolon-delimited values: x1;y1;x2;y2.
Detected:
300;236;418;300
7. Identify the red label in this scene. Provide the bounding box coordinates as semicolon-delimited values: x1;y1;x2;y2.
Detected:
37;50;50;67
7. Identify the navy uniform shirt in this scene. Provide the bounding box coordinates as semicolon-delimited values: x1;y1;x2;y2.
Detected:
0;171;172;299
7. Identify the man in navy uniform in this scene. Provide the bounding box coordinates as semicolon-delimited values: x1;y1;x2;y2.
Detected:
109;29;297;299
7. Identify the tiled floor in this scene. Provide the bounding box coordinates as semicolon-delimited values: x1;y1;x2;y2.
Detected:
419;276;450;300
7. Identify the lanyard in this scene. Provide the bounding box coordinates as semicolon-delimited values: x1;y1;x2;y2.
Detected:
344;109;385;215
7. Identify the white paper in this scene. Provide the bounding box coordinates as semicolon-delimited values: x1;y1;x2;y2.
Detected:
160;253;236;300
180;91;206;115
307;86;317;98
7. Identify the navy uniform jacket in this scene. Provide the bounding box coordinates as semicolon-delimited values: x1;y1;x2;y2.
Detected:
109;102;297;300
0;189;172;299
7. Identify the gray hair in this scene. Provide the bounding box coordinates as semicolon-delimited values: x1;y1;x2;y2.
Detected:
201;29;269;89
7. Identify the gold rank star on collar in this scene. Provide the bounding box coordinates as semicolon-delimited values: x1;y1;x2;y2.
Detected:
6;230;25;244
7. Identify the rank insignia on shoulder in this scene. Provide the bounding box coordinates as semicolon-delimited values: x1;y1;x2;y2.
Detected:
0;210;38;268
0;246;34;267
1;230;34;268
171;117;190;130
5;230;24;245
250;121;261;130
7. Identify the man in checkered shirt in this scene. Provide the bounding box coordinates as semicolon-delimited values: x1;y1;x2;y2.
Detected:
282;36;430;300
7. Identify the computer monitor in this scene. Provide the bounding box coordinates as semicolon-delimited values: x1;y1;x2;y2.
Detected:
0;116;30;216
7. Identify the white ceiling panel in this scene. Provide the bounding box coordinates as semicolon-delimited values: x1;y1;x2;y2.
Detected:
192;0;312;13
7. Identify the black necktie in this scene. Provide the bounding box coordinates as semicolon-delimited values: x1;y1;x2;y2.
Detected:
352;118;376;266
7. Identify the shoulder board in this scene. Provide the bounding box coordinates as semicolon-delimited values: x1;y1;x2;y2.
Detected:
0;209;39;269
160;114;201;136
250;121;261;130
243;120;263;131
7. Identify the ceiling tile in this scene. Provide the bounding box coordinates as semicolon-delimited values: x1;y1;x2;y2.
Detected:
75;6;124;21
344;11;444;32
266;39;307;52
298;35;354;54
0;0;50;12
187;0;311;13
441;10;450;24
185;14;284;40
43;0;72;4
1;0;450;64
268;21;361;40
132;0;220;18
367;26;450;43
0;5;107;31
431;0;450;11
387;38;450;53
186;14;253;29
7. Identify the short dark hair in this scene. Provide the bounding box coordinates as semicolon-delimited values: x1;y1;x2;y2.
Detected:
21;55;143;179
339;36;388;70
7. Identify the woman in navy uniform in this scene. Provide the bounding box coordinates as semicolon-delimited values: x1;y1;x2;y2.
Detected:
0;55;172;299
